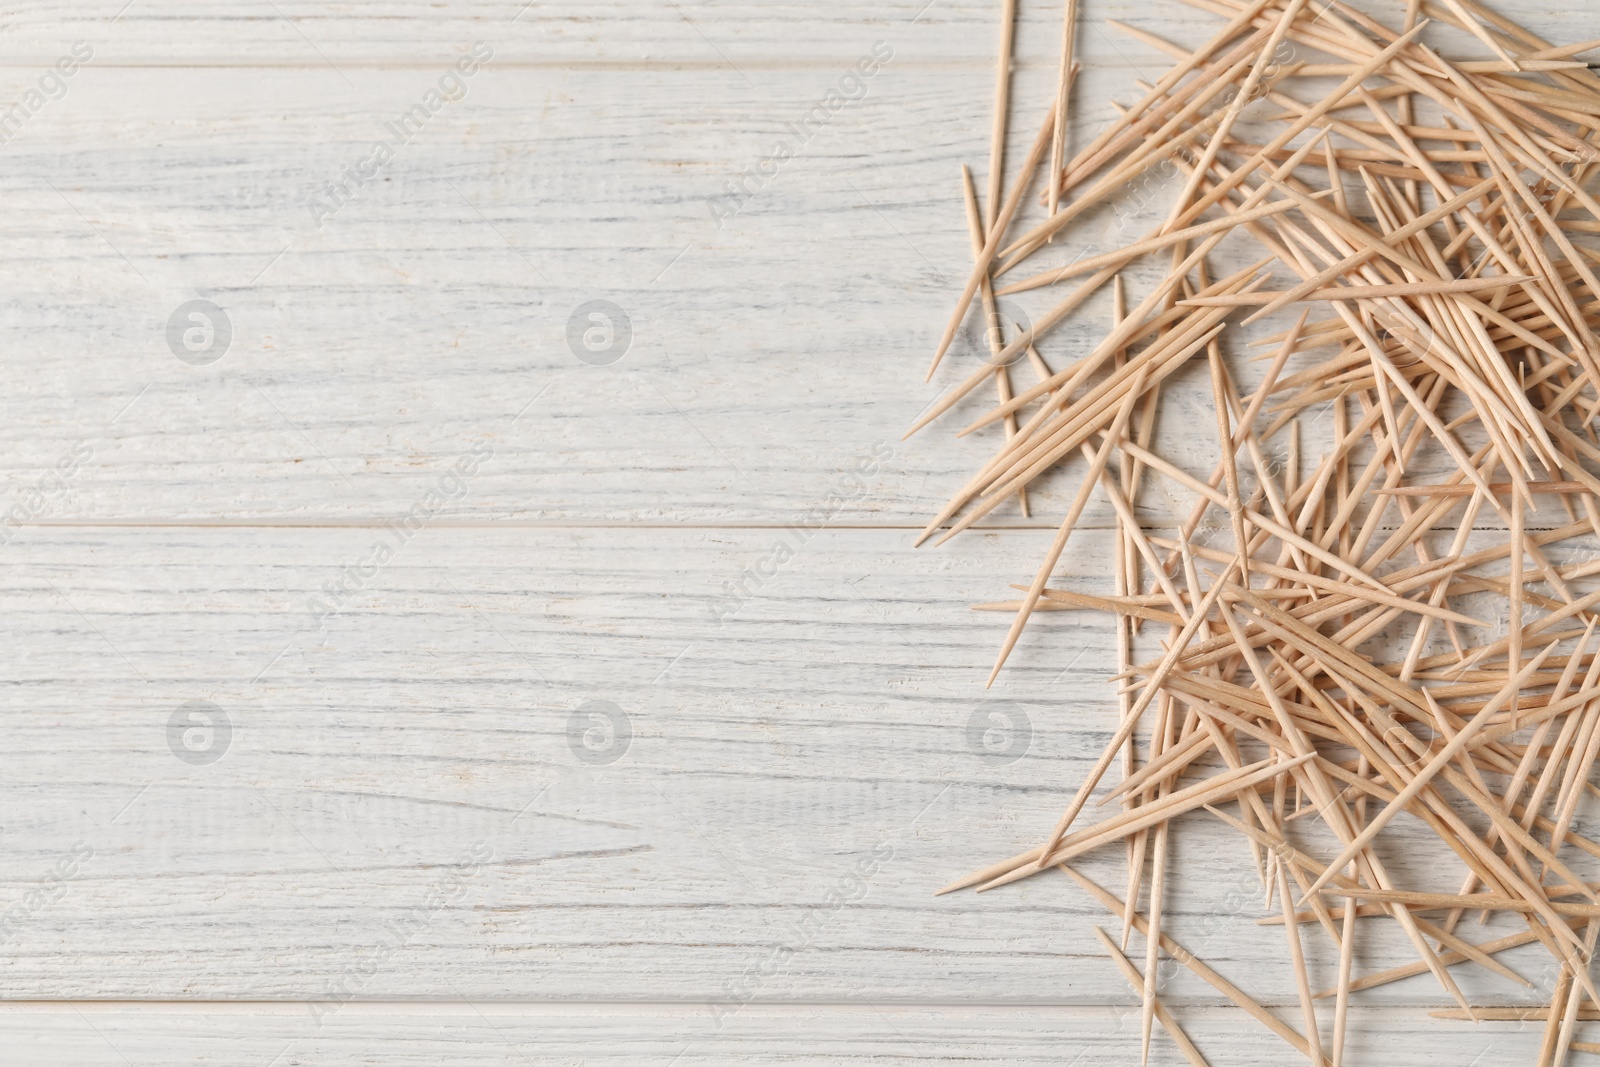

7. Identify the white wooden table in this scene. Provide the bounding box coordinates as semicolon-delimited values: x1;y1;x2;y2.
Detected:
0;2;1587;1062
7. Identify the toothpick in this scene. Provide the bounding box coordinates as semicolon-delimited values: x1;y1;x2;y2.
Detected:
986;0;1017;232
1047;0;1080;222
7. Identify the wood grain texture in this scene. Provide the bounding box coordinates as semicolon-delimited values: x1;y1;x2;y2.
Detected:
0;1003;1536;1065
0;13;1486;526
0;62;1127;526
0;525;1221;999
0;527;1569;1015
0;1;1401;65
0;32;1397;529
7;1;1599;1062
0;0;1579;65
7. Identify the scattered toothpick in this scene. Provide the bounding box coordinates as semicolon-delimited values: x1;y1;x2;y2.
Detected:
916;0;1600;1062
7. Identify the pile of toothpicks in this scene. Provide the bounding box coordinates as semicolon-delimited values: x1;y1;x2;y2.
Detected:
915;0;1600;1062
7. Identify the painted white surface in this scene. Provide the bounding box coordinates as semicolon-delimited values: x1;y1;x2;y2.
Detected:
0;1003;1530;1065
0;1;1588;1062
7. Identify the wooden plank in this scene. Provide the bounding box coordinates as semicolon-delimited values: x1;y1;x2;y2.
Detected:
4;3;1596;1062
6;15;1507;529
0;1003;1551;1065
0;525;1550;1006
0;63;1184;527
0;1;1275;66
0;30;1514;526
1;0;1584;65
